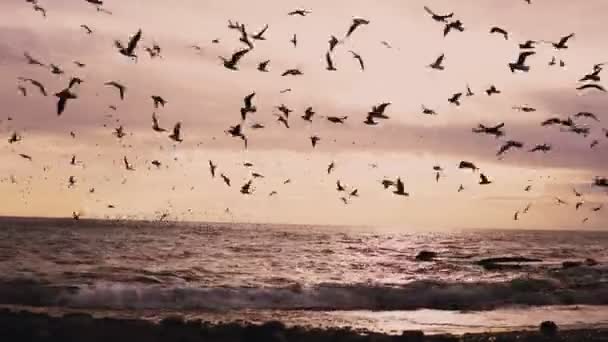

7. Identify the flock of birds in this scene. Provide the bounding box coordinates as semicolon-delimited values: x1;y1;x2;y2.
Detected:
4;0;608;224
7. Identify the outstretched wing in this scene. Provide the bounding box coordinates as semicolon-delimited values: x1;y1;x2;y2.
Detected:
558;33;575;46
423;6;437;17
127;29;142;53
230;48;250;64
517;51;535;65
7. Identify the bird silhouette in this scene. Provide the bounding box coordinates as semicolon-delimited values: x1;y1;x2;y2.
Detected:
228;20;241;30
251;24;268;40
68;77;83;89
257;60;270;72
80;25;93;34
349;51;364;70
302;107;315;122
325;52;337;71
472;123;505;138
49;64;64;75
327;161;335;174
288;9;311;16
364;114;378;125
326;116;347;124
336;180;346;192
24;52;45;67
104;81;126;100
169;122;183;142
241;92;257;120
547;33;575;49
514;211;519;221
509;51;535;72
329;36;339;51
555;197;568;205
429;53;445;70
123;156;135;171
490;27;509;40
152;113;167;132
448;93;462;106
444;20;464;36
151;160;161;168
151;96;167;108
519;40;537;49
393;178;409;196
8;132;22;144
579;68;602;82
310;135;320;148
368;102;391;119
221;174;231;186
33;4;46;18
276;104;293;117
239;24;254;49
486;85;501;96
208;160;217;178
459;161;479;171
220;48;250;70
55;88;77;116
422;105;437;115
18;154;32;161
479;173;492;185
574;112;599;121
529;144;551;153
115;29;142;60
290;34;297;47
282;68;303;76
577;84;606;92
513;105;536;112
240;180;254;194
73;61;86;68
497;140;524;156
345;18;370;38
113;126;126;139
423;6;454;22
17;78;47;96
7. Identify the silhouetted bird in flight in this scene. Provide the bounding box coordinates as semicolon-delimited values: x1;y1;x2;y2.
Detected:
8;132;22;144
479;173;492;185
423;6;453;22
228;20;241;30
310;135;320;148
448;93;462;106
429;53;445;70
579;68;602;82
574;112;599;121
113;126;126;139
326;116;347;124
240;180;254;194
33;4;46;17
490;27;509;40
393;178;409;196
275;114;289;128
257;60;270;72
546;33;575;50
327;161;335;174
151;160;161;168
509;51;535;72
123;156;135;171
486;85;501;96
336;180;346;192
459;161;479;171
529;144;551;153
302;107;315;122
169;122;183;142
276;104;293;117
345;18;370;38
74;61;86;68
239;25;254;49
288;9;311;16
466;85;474;96
497;140;524;156
519;40;537;49
18;78;47;96
208;160;217;178
152;113;167;132
422;105;437;115
290;34;297;47
444;20;464;36
349;51;364;70
472;123;505;138
80;25;93;34
251;24;268;40
220;48;250;70
329;36;339;51
577;84;606;92
18;154;32;161
105;81;126;100
513;105;536;112
68;77;83;89
221;174;231;186
55;88;77;115
282;69;302;76
151;96;167;108
241;92;257;120
115;29;142;60
326;52;337;71
364;114;378;125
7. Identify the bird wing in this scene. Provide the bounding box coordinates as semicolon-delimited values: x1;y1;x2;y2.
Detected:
230;48;250;64
423;6;437;16
325;52;333;68
127;29;142;53
30;80;47;96
558;33;575;45
578;84;606;91
254;24;268;37
480;174;489;183
436;54;445;64
517;51;535;64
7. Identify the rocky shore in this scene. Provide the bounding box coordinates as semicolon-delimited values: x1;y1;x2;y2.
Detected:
1;308;608;342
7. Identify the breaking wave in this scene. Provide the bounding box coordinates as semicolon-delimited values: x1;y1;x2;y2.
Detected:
1;277;607;311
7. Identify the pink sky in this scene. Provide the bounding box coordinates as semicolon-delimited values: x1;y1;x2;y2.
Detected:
0;0;606;229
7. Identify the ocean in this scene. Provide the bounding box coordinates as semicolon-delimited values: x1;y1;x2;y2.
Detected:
1;217;607;334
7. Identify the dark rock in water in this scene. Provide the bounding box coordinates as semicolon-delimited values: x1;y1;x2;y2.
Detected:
540;321;558;337
585;258;599;266
477;257;542;265
415;251;437;261
397;330;424;342
562;261;583;269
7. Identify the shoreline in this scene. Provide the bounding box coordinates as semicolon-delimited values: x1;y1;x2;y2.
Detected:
2;308;608;342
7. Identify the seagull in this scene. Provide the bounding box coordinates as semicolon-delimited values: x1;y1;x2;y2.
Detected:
528;144;551;153
422;105;437;115
152;113;167;132
345;18;370;38
288;9;311;16
393;178;409;196
574;112;599;121
250;123;265;129
514;211;519;221
80;25;93;34
513;105;536;112
275;105;292;118
238;25;254;49
509;51;535;72
579;68;602;82
349;50;364;70
548;56;557;66
326;52;337;71
381;41;392;48
490;27;509;40
336;180;346;192
577;84;606;92
221;174;231;186
169;122;183;142
523;203;532;214
327;161;335;174
251;24;268;40
329;36;339;51
326;116;347;124
369;102;391;119
519;40;537;49
251;172;264;179
17;78;47;96
18;154;32;161
73;61;86;68
240;180;254;195
257;60;270;72
459;161;479;171
33;4;46;18
220;48;250;70
8;132;22;144
466;85;474;96
290;34;297;47
24;52;45;67
49;64;64;75
472;123;505;138
123;156;135;171
275;114;290;128
555;197;568;205
423;6;454;22
114;29;142;60
104;81;126;100
547;33;575;50
497;140;524;156
68;77;83;89
282;69;303;76
151;96;167;108
448;93;463;106
269;191;278;197
381;179;395;189
479;173;492;185
486;85;501;96
444;20;464;36
429;53;445;70
364;114;378;125
68;176;76;188
590;140;599;149
55;88;77;115
113;126;126;139
524;185;532;192
592;205;604;212
241;92;257;120
310;135;321;148
208;160;217;178
228;20;241;30
302;107;315;122
349;189;359;197
458;184;465;192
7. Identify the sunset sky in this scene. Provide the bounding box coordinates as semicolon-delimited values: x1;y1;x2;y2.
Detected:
0;0;606;230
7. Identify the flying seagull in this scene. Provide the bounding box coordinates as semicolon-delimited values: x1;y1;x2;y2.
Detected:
55;88;77;116
490;27;509;40
152;112;167;132
349;50;364;70
423;6;454;22
169;122;183;142
151;95;167;108
220;48;250;70
429;53;445;70
104;81;126;100
114;29;142;60
509;51;535;72
345;18;370;38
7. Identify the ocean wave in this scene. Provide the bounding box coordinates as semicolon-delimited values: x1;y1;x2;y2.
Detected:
1;278;607;311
